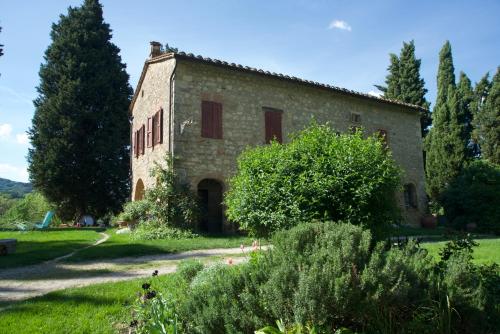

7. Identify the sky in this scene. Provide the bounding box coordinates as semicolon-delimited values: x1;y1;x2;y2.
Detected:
0;0;499;182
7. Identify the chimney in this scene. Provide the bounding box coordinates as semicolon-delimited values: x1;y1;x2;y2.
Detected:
150;41;162;58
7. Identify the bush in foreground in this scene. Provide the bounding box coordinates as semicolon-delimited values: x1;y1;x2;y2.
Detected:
225;124;402;238
177;222;500;334
440;160;500;233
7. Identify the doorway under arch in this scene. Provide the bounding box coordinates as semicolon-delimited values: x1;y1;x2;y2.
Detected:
134;179;145;201
197;179;223;233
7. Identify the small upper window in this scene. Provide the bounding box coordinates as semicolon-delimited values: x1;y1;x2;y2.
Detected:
377;129;388;147
404;183;418;209
264;107;283;144
350;113;361;123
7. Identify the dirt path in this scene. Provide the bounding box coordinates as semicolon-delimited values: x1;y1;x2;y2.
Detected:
0;246;261;305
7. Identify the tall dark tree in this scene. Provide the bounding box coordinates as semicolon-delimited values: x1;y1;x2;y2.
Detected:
425;41;466;201
471;73;492;156
28;0;132;220
376;41;431;136
477;67;500;164
456;72;474;158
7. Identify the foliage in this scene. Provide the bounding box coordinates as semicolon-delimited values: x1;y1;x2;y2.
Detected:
475;67;500;164
471;73;492;157
438;232;478;263
131;219;198;241
28;0;132;221
178;222;500;333
130;272;180;334
119;200;151;222
0;192;54;228
456;72;475;159
440;160;500;233
0;194;17;218
377;40;431;136
0;177;33;198
255;319;321;334
425;41;468;202
145;156;200;230
225;124;401;238
0;25;3;58
177;259;204;283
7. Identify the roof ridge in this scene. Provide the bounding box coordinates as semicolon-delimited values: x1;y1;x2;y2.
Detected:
164;50;426;111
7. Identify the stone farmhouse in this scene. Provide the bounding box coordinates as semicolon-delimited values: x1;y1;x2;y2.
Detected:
130;42;427;233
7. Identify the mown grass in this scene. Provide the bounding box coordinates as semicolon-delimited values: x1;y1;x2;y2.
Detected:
0;273;183;334
423;237;500;265
0;228;257;268
0;229;102;268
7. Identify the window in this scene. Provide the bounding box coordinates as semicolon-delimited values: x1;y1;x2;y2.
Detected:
134;125;145;158
264;108;283;143
201;101;223;139
147;117;153;148
154;108;163;145
350;113;361;123
404;183;418;209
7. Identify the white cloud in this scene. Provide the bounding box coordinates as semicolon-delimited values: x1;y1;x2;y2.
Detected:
328;20;352;31
0;123;13;139
0;163;29;182
16;132;30;145
368;90;383;97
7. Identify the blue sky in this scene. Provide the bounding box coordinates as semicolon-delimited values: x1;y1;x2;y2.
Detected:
0;0;499;182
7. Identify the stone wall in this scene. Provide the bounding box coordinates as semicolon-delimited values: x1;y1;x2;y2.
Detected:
171;59;427;226
131;58;175;200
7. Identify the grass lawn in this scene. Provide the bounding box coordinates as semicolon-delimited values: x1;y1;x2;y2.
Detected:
0;228;257;268
65;229;256;263
423;237;500;265
0;273;183;334
0;229;102;269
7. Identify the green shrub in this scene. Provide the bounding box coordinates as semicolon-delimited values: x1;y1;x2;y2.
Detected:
132;220;198;240
440;160;500;233
225;124;402;238
146;156;200;230
177;222;500;333
119;199;151;222
177;260;204;283
0;192;55;228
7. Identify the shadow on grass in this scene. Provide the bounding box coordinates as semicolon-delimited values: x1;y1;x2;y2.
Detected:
0;267;118;281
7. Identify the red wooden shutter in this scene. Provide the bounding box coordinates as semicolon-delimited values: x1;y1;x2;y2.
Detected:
265;109;282;143
155;109;163;144
140;125;145;155
213;102;223;139
133;130;137;158
147;117;153;148
201;101;213;138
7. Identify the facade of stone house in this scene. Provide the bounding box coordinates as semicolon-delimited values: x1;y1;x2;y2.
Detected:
130;42;427;232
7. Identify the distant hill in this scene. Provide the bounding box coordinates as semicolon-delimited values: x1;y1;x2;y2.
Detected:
0;178;33;198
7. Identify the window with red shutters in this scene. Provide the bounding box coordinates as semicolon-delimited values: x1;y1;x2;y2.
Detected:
201;101;223;139
154;108;163;144
147;117;153;148
139;125;145;155
264;108;283;144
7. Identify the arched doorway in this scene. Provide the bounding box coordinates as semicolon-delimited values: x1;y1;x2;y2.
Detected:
134;179;145;201
197;179;223;233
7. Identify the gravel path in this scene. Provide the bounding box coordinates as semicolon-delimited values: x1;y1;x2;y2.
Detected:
0;245;258;305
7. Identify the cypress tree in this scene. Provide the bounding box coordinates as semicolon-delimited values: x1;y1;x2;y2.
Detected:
376;41;431;136
0;26;3;58
477;67;500;164
28;0;132;220
456;72;474;158
425;41;466;201
471;73;491;156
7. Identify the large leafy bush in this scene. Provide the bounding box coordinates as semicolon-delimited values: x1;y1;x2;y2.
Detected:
225;124;401;238
440;160;500;233
178;222;500;334
0;192;55;228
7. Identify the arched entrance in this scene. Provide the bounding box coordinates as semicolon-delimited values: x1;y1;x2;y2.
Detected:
134;179;145;201
197;179;223;233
